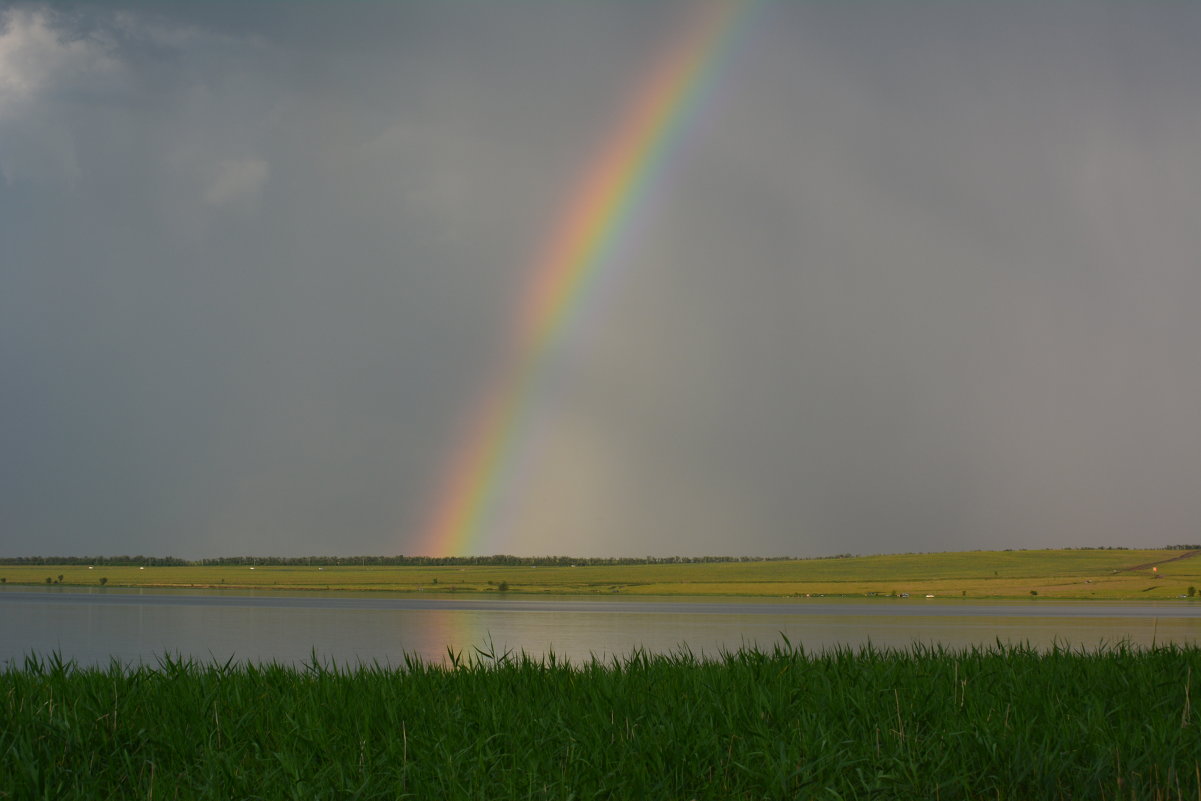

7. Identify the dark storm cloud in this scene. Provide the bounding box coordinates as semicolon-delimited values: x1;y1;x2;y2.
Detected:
2;2;1199;557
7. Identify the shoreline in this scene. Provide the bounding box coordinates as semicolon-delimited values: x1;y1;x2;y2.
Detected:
3;548;1200;601
3;581;1201;605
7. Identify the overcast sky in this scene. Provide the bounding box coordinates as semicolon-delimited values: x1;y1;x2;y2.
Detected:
3;2;1200;558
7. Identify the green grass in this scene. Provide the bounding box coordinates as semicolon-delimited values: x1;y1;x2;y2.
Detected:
3;548;1201;599
4;643;1200;799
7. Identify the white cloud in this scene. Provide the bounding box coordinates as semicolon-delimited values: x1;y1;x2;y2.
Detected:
0;7;124;187
0;7;122;117
203;158;269;207
0;6;272;194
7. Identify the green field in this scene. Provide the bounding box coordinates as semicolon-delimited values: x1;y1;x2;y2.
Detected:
4;643;1199;800
3;549;1201;599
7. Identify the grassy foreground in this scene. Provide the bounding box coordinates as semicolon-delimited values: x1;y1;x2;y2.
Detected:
4;548;1201;599
4;643;1200;800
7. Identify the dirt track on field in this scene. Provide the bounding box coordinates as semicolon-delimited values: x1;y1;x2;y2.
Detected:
1117;550;1201;572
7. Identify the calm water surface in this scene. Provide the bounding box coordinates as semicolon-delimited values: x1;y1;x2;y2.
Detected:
3;586;1200;667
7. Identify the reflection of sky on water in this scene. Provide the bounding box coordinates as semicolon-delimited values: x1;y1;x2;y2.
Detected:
4;589;1201;667
420;611;1201;663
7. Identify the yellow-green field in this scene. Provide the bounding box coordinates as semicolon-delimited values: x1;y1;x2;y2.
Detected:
4;549;1201;599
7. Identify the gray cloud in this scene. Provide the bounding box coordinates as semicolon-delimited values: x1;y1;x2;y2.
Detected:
3;2;1200;557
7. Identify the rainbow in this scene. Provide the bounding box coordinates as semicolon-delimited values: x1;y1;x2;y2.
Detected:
418;0;758;556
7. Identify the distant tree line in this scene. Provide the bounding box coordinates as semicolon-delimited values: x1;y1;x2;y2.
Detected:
0;554;803;567
6;547;1195;567
0;555;191;566
1064;545;1201;551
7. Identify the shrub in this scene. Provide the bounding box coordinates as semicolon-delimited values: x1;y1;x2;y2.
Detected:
99;577;108;586
497;580;510;592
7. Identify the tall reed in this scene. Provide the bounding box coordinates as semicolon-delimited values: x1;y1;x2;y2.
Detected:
3;642;1198;799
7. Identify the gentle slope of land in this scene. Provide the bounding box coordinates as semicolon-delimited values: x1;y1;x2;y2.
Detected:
3;548;1201;599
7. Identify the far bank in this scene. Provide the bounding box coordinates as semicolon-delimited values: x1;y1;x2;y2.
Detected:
3;548;1200;600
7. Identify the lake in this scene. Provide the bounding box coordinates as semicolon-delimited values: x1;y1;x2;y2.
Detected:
4;586;1201;667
